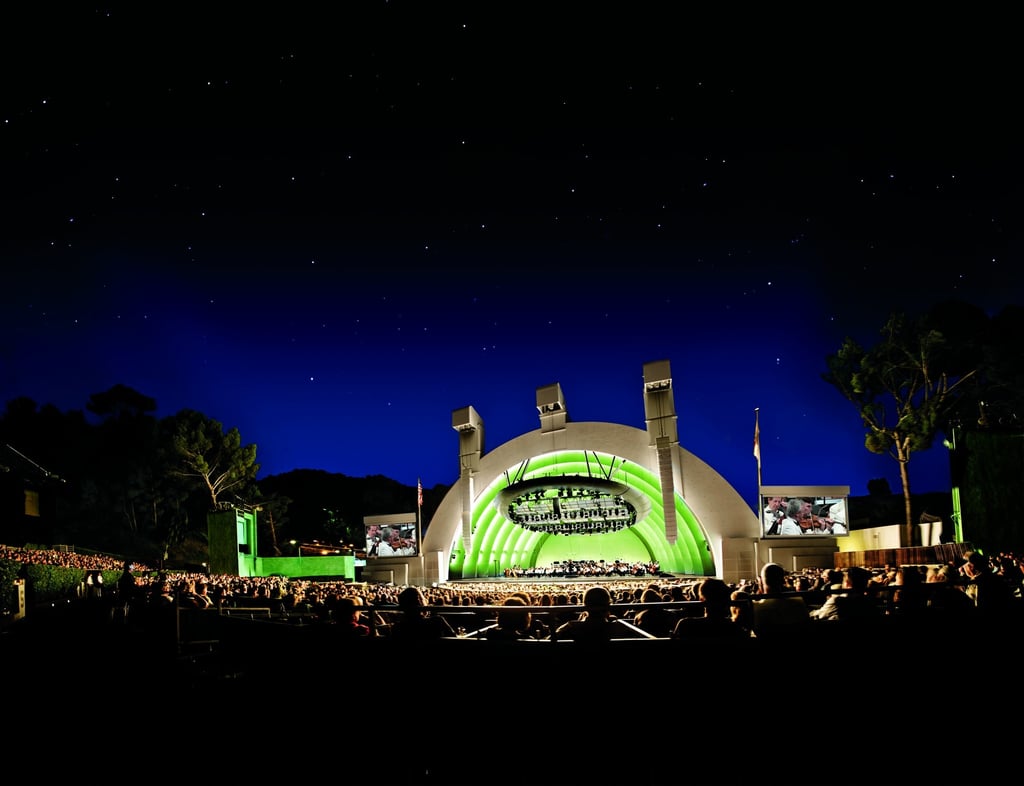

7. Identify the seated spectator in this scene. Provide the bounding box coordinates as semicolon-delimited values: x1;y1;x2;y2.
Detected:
550;586;618;642
926;565;975;616
631;588;677;638
960;551;1015;615
890;565;928;617
672;578;748;640
192;581;214;609
334;596;371;637
996;553;1024;599
143;577;178;649
388;586;456;640
115;561;139;622
810;566;883;622
729;589;755;637
485;596;533;642
801;570;833;608
546;592;577;631
750;563;810;637
819;568;844;592
507;591;549;639
149;578;176;610
176;579;202;609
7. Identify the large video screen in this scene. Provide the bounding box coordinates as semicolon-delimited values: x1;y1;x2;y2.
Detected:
760;486;849;537
365;521;419;557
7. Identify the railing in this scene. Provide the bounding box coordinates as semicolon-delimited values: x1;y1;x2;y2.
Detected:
175;586;1024;657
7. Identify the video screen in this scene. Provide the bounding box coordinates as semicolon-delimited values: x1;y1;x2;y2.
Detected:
364;521;419;557
761;494;849;537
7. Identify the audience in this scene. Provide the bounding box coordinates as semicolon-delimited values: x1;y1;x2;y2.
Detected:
4;544;1023;659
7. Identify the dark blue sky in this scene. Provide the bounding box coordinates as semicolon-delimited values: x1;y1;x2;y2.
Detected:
2;3;1019;512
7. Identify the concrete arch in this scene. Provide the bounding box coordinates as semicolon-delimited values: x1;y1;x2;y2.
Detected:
420;361;761;585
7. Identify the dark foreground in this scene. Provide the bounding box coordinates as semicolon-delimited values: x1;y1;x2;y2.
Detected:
3;599;1017;786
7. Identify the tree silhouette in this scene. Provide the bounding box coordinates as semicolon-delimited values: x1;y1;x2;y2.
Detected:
824;310;977;544
163;409;260;510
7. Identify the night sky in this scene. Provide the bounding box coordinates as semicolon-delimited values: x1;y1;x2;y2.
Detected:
2;3;1020;513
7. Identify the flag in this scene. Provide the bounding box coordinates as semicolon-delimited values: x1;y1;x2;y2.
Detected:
753;409;761;467
417;478;423;508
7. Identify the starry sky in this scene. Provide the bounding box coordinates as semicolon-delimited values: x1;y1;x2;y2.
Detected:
2;3;1020;513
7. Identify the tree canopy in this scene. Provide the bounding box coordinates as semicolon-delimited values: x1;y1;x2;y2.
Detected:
164;409;260;510
823;302;988;542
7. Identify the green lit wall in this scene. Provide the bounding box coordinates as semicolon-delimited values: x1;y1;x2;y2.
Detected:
207;508;257;576
257;555;355;580
209;509;355;581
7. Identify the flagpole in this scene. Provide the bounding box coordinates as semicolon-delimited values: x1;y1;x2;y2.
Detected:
416;478;424;586
416;478;424;544
753;407;762;490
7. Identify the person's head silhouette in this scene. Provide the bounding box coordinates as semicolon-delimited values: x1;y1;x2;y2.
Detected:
582;586;612;619
760;562;787;593
398;586;426;613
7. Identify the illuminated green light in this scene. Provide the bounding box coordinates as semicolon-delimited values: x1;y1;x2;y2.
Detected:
449;450;714;579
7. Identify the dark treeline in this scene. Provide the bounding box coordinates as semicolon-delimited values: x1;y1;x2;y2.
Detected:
0;384;444;567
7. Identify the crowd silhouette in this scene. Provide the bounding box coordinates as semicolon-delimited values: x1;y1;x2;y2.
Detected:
4;544;1023;645
4;543;1022;786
